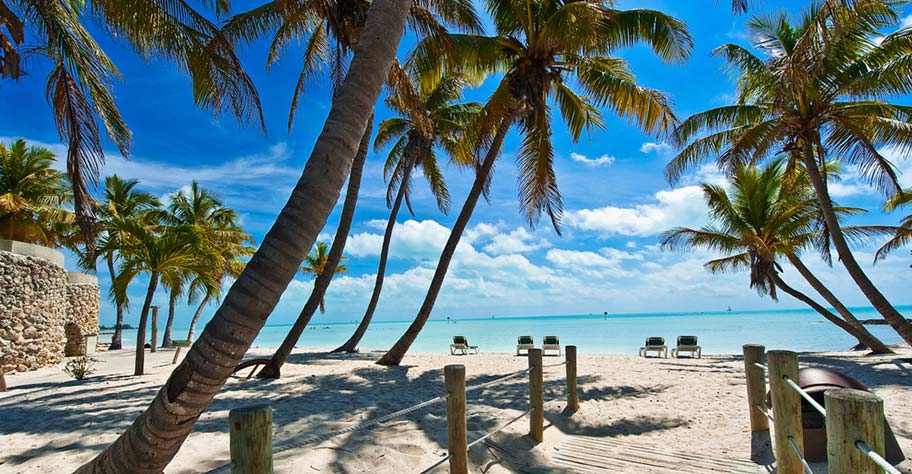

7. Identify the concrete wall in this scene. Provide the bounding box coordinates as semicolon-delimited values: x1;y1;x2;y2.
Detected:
0;240;100;373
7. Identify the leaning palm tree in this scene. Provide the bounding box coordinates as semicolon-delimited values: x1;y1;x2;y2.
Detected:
875;191;912;267
333;68;480;353
75;2;409;468
0;139;74;246
110;220;212;375
3;0;262;249
300;241;348;313
94;175;161;350
661;160;892;353
184;241;252;343
376;0;692;365
158;182;250;348
666;1;912;345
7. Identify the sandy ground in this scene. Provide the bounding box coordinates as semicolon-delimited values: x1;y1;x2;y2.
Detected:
0;346;910;473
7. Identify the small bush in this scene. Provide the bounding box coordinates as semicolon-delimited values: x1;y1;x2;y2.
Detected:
63;356;100;380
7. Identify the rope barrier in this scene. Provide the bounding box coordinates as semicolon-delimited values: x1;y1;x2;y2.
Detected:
465;368;531;394
542;361;568;369
787;435;814;474
782;375;826;417
753;362;768;371
855;441;902;474
753;403;774;422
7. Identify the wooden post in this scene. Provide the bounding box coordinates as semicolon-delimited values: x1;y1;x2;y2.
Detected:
150;306;159;353
172;346;182;365
825;388;885;474
743;344;769;432
528;348;544;442
229;404;274;474
445;364;467;474
0;370;6;392
565;345;579;413
767;350;803;474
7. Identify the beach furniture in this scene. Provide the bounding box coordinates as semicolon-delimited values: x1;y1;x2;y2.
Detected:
542;336;561;356
671;335;702;358
450;336;479;355
638;337;668;358
516;336;535;355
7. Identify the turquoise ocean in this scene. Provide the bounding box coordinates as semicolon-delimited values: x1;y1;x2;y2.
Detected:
121;306;910;355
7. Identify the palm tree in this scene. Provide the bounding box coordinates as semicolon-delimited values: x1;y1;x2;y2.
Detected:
3;0;262;250
661;160;892;353
875;191;912;267
666;1;912;345
158;182;251;348
0;139;74;246
301;241;348;313
376;0;691;365
333;69;479;353
95;175;161;350
75;0;409;468
110;220;212;376
184;241;252;343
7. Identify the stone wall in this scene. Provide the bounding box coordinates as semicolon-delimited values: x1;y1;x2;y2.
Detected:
0;246;68;373
0;240;100;373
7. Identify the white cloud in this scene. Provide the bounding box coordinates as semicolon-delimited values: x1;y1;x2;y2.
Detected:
564;186;708;237
482;227;550;255
570;152;616;167
640;141;673;156
344;219;453;260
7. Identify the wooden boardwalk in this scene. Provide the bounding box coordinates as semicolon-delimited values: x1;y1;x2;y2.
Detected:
551;435;760;473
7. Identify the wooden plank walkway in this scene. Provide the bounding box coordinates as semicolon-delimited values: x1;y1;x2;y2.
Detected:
551;435;760;473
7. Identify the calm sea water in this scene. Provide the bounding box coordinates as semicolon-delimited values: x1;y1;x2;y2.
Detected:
118;306;910;355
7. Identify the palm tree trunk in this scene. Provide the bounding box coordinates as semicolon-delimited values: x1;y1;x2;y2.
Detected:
800;140;912;345
161;288;177;348
185;294;210;343
107;253;125;351
134;272;159;376
333;149;415;353
259;115;371;379
786;254;893;354
376;116;513;366
772;273;882;348
75;0;410;469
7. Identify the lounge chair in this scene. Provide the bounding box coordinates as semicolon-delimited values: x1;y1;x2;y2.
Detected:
542;336;561;356
639;337;668;358
450;336;479;355
671;335;702;358
516;336;535;356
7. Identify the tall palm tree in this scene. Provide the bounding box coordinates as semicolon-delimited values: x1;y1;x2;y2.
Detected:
256;128;368;379
110;220;212;376
666;1;912;345
0;139;73;246
184;241;252;343
95;175;161;350
158;182;250;348
333;68;480;353
75;0;409;468
377;0;691;365
300;241;349;313
876;190;912;267
661;160;892;353
3;0;262;250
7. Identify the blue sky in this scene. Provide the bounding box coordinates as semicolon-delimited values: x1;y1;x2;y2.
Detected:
2;0;911;330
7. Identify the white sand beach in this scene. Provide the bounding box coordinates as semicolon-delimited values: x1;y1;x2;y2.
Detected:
1;346;910;473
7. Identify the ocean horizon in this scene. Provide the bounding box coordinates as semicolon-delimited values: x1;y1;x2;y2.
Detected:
115;305;911;355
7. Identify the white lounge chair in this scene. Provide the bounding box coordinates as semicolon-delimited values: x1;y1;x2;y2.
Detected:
542;336;561;356
639;337;668;358
671;335;702;358
450;336;479;355
516;336;535;356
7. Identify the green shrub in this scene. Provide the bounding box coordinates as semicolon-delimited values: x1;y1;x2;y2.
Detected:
63;356;100;380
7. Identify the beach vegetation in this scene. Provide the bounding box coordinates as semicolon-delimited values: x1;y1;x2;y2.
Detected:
63;356;100;381
661;159;893;353
875;191;912;267
376;0;692;365
666;1;912;345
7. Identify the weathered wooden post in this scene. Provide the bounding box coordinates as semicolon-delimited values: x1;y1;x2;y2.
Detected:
445;364;468;474
825;388;885;474
528;348;544;442
768;350;803;474
743;344;769;432
565;345;579;413
0;370;6;391
229;404;274;474
150;305;159;353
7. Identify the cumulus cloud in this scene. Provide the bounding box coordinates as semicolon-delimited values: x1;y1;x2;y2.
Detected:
345;219;452;260
482;227;550;255
640;141;673;156
570;152;616;167
564;186;708;237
